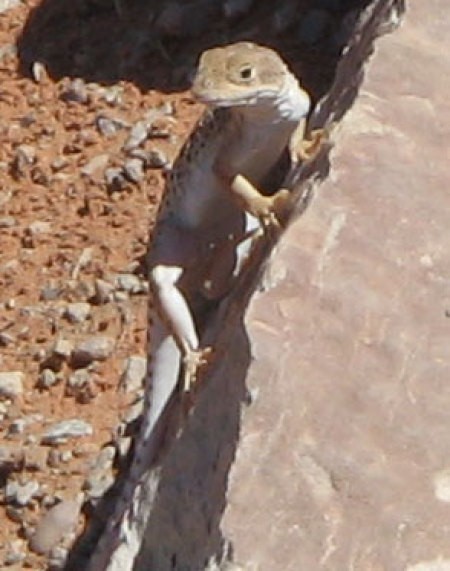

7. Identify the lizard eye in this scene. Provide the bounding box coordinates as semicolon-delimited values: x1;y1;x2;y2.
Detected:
239;65;255;81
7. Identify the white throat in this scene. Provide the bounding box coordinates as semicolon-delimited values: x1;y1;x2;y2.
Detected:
231;71;311;126
274;71;311;122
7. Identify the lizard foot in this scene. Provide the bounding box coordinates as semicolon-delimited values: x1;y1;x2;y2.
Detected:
256;187;293;236
230;174;292;234
182;346;213;393
294;125;334;163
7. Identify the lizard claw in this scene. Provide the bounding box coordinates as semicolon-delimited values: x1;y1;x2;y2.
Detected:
182;346;213;392
294;125;334;164
259;188;292;234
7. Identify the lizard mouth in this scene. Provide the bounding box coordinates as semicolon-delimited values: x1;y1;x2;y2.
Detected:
192;87;279;108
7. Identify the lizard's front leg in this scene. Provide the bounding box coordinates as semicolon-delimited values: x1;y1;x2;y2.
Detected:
228;123;333;231
150;263;212;392
230;173;292;231
289;118;333;165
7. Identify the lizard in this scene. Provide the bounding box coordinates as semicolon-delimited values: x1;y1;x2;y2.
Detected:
149;41;317;388
87;42;322;571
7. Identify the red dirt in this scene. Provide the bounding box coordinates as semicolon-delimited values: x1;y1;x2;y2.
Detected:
0;2;203;567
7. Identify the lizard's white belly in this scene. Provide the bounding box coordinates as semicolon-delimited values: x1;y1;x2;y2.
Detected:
176;162;241;235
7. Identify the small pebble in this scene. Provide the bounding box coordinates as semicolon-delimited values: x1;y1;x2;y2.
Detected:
0;0;20;14
64;302;91;324
84;445;116;499
0;371;24;399
51;157;69;172
40;285;62;301
37;368;59;390
71;335;115;367
113;290;129;302
41;419;93;444
13;144;36;177
67;369;91;390
41;339;73;372
115;273;144;294
0;445;24;472
29;498;82;555
4;539;26;566
81;154;109;178
0;216;17;228
8;419;26;436
84;470;115;500
48;545;69;569
94;278;114;304
147;148;169;168
66;369;96;402
53;338;74;358
96;115;127;137
47;449;61;468
24;447;48;471
123;120;150;151
5;479;40;506
101;85;123;105
5;505;25;524
60;450;73;463
60;79;89;104
8;414;43;435
31;61;48;83
104;167;127;192
123;158;144;183
0;43;16;62
120;355;147;393
28;220;51;235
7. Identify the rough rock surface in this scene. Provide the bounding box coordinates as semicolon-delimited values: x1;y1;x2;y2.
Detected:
220;2;450;570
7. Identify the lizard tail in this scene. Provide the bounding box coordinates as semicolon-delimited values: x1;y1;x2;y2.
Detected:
87;321;181;571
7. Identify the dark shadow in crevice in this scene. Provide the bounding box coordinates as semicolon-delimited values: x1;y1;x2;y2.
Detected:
17;0;373;100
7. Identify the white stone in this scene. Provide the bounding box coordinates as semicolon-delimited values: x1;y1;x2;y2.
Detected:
0;371;24;398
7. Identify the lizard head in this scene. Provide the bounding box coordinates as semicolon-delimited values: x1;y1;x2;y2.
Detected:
192;42;308;110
